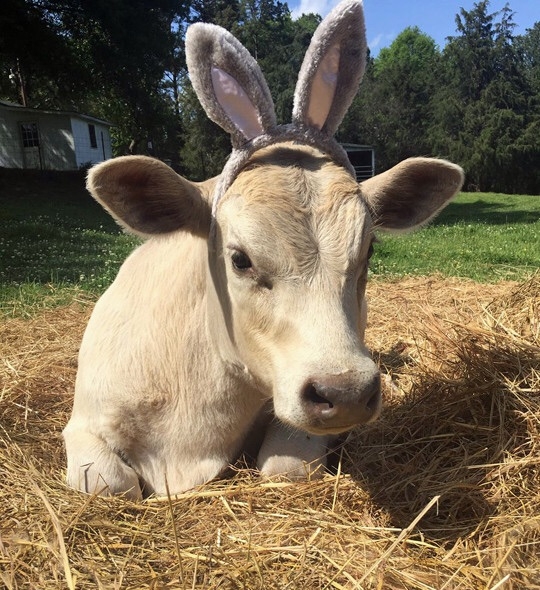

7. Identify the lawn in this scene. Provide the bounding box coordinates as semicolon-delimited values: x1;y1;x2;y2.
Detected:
0;169;139;314
0;168;538;315
373;192;540;281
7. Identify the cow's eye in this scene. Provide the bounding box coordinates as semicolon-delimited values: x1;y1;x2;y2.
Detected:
231;250;252;272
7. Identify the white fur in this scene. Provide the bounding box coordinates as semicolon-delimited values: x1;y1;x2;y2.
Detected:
63;0;464;498
63;148;463;498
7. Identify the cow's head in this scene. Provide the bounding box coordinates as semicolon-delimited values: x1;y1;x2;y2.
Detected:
85;0;464;435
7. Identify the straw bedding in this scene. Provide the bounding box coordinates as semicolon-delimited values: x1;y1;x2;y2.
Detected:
1;276;538;589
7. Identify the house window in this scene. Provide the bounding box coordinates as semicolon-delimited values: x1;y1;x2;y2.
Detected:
88;124;97;148
20;122;39;148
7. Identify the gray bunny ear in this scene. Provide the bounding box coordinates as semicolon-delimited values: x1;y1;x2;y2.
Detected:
293;0;367;135
186;23;277;146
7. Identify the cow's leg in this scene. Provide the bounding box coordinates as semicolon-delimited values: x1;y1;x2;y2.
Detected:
257;421;329;479
63;428;142;500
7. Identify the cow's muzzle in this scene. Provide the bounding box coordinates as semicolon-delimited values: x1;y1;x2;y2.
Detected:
300;371;381;433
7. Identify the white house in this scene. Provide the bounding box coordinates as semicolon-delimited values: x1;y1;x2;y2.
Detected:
0;100;113;171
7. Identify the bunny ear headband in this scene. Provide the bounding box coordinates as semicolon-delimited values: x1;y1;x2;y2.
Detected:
185;0;367;215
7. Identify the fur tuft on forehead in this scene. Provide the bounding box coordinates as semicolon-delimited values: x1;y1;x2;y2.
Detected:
185;0;367;215
229;143;365;232
224;144;370;283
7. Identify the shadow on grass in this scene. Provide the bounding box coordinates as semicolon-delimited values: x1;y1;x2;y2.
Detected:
434;197;540;226
0;168;137;289
0;168;118;231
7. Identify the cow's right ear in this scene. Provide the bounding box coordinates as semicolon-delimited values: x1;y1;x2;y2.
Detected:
86;156;213;239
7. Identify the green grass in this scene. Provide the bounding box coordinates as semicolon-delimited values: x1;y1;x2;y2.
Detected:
372;193;540;281
0;168;538;315
0;169;139;315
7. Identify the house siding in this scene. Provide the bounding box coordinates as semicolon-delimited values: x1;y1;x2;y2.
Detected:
71;117;112;168
37;113;77;170
0;109;22;167
0;103;112;171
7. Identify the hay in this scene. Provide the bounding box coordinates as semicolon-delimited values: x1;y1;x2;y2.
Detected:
1;276;539;589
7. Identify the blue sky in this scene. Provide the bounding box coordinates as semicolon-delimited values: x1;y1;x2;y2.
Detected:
289;0;539;55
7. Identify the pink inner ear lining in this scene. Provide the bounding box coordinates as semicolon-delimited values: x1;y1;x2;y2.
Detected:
306;43;341;130
211;67;265;140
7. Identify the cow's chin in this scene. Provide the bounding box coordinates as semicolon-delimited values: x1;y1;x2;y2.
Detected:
272;397;381;437
277;413;375;437
297;421;358;437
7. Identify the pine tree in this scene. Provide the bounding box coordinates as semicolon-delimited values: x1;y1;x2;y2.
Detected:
432;1;539;193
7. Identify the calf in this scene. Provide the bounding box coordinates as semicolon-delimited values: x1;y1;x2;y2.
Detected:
63;0;463;499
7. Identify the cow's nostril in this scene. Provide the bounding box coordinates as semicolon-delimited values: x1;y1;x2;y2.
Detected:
366;390;380;411
303;383;334;409
365;374;381;411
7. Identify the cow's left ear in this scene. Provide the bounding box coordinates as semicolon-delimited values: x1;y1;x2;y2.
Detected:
87;156;213;239
361;157;464;231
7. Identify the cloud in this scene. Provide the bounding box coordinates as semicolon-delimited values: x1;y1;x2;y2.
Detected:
368;32;395;54
369;33;383;49
291;0;335;19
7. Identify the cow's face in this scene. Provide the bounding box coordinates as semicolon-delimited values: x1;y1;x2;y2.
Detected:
87;150;463;435
209;144;381;435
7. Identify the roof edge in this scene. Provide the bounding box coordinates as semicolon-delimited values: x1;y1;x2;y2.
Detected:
0;100;113;127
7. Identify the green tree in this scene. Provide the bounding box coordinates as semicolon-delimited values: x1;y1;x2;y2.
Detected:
0;0;189;160
0;0;89;108
432;1;539;193
237;5;320;125
514;22;540;193
340;27;440;172
62;0;187;156
518;22;540;96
